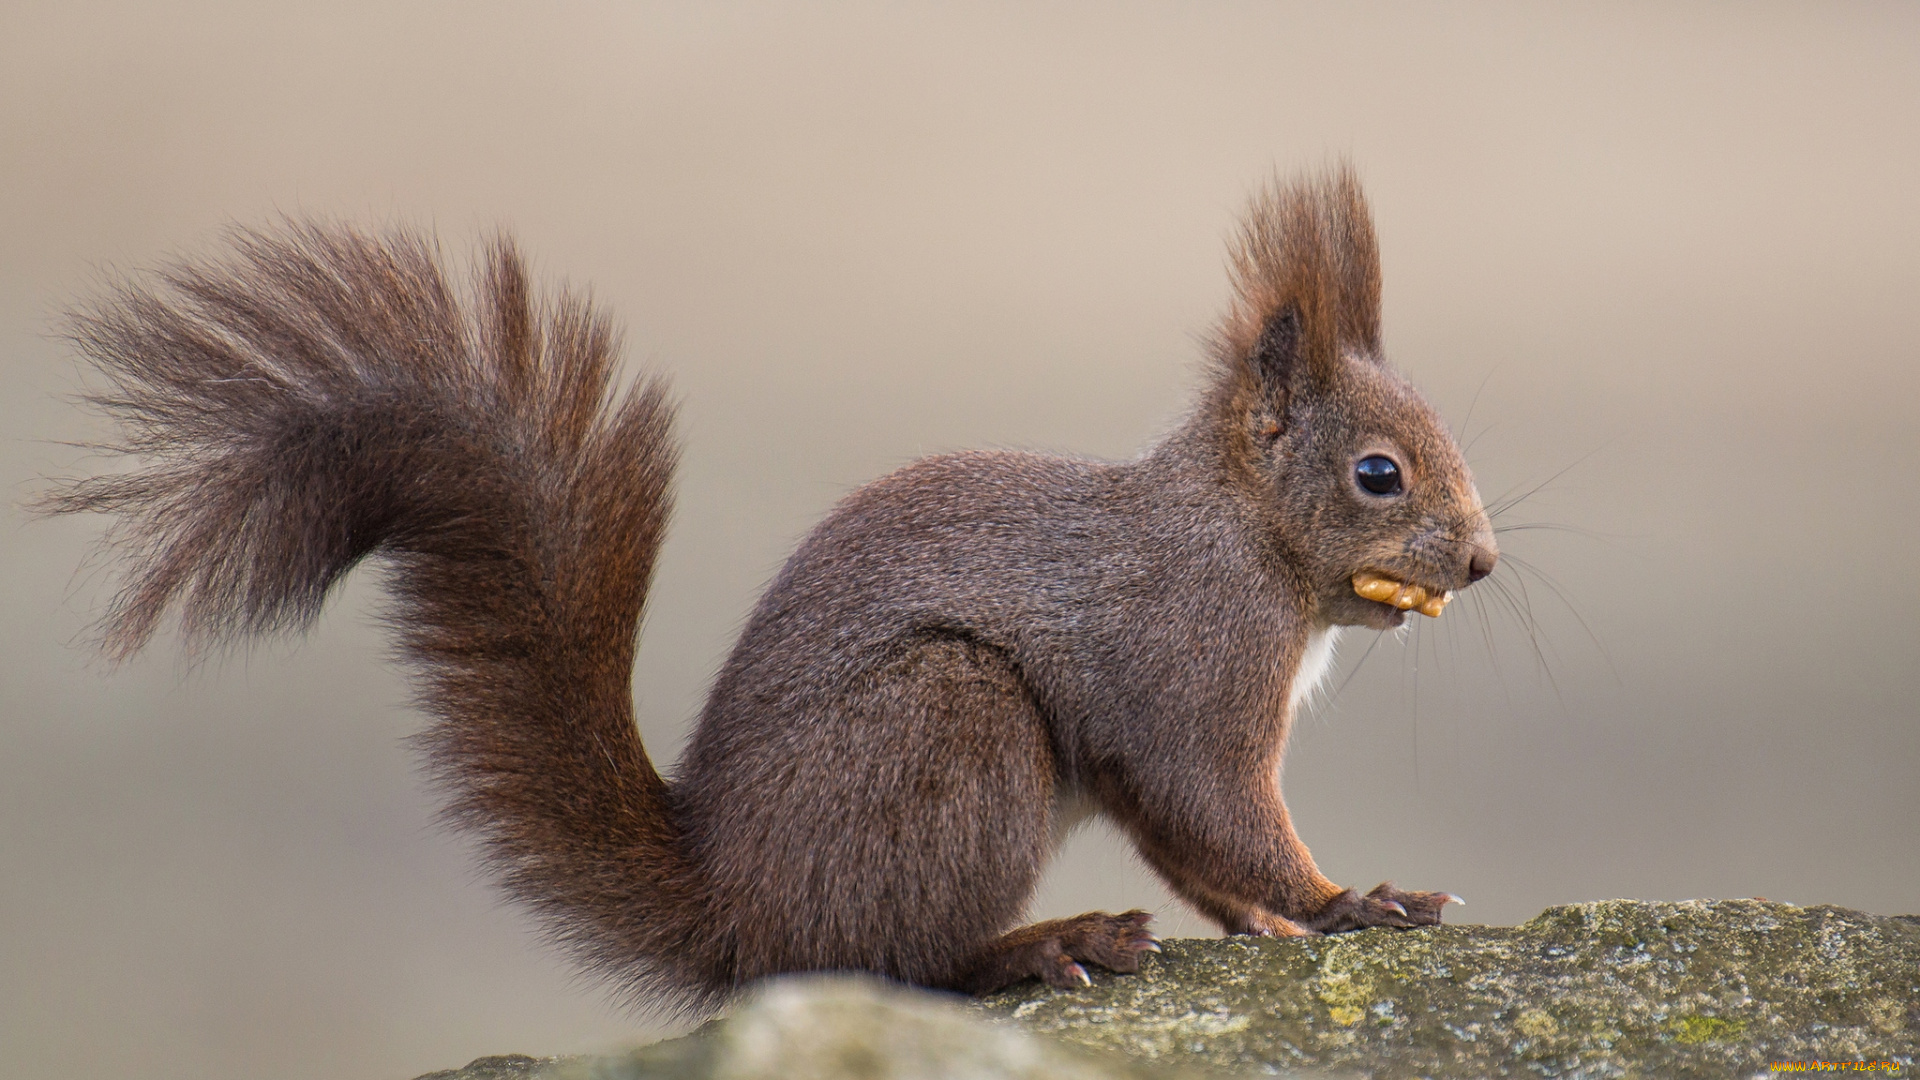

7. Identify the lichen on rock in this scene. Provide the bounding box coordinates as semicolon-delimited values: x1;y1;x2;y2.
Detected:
420;900;1920;1080
981;899;1920;1079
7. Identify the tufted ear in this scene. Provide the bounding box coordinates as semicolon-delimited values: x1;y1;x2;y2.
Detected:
1210;163;1382;417
1249;306;1303;411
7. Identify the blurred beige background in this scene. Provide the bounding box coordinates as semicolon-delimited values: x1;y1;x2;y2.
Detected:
4;3;1916;1078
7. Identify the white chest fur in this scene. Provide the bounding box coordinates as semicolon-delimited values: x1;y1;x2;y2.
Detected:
1287;626;1344;717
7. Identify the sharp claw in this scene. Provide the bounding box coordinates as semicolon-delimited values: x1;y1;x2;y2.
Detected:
1138;941;1163;953
1382;901;1408;917
1069;962;1092;987
1444;894;1465;907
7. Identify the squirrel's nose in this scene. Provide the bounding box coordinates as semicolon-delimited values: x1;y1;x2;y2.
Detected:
1467;548;1497;583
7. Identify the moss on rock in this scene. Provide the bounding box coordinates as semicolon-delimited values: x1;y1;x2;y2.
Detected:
420;901;1919;1080
980;900;1920;1078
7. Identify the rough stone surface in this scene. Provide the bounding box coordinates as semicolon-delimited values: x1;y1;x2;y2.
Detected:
434;977;1220;1080
982;900;1920;1078
417;1056;555;1080
419;901;1920;1080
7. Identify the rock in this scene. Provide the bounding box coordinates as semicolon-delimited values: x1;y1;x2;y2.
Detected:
982;899;1920;1078
421;900;1920;1080
416;1056;555;1080
489;977;1223;1080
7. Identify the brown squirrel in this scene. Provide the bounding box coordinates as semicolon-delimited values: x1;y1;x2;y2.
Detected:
42;165;1495;1013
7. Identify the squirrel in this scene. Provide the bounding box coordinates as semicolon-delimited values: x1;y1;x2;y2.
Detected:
41;165;1496;1014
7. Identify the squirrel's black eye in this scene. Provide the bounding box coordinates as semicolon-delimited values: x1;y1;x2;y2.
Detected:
1355;456;1402;495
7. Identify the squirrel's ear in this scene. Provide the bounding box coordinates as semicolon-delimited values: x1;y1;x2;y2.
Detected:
1249;306;1303;408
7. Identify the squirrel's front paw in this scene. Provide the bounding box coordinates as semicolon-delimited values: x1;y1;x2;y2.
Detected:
1304;882;1462;933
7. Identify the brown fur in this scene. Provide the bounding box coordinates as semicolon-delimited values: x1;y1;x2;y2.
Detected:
40;165;1495;1015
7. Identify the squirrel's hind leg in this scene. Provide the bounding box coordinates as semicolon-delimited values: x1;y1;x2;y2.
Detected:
834;638;1160;995
950;909;1161;995
697;636;1059;989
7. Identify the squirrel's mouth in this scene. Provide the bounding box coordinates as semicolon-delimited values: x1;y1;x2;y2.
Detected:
1352;572;1454;618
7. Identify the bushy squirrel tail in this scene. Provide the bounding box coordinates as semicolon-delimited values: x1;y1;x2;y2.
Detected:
40;221;728;1014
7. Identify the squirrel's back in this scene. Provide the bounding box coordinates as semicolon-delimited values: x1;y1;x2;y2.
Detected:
673;439;1303;981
